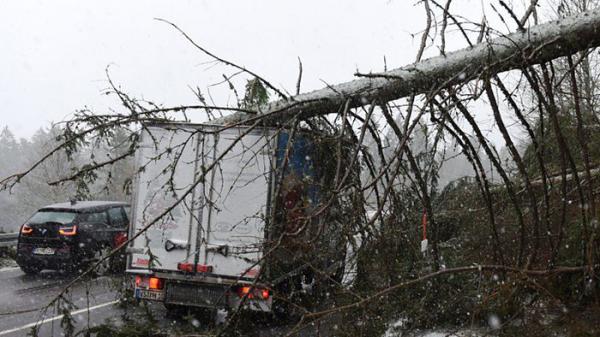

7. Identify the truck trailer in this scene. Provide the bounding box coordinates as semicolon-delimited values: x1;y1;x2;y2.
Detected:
126;122;349;314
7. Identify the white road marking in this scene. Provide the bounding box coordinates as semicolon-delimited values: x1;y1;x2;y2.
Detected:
0;300;119;336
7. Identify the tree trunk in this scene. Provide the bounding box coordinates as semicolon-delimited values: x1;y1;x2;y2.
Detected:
217;8;600;124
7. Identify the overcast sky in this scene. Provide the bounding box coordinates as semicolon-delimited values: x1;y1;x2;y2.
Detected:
1;0;526;139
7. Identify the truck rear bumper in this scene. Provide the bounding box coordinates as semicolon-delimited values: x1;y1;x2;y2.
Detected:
132;275;272;312
165;281;229;308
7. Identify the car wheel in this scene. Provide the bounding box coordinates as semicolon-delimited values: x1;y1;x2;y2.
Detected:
20;265;41;275
91;246;112;277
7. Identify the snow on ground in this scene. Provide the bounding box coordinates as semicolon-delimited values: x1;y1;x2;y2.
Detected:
0;257;17;270
383;318;491;337
385;329;489;337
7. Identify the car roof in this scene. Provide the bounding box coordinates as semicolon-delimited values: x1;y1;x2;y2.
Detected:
39;201;129;212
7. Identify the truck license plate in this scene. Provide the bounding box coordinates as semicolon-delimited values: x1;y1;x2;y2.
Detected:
135;288;164;301
33;247;55;255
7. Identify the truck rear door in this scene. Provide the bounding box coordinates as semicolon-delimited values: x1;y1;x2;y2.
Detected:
202;127;273;280
129;125;210;272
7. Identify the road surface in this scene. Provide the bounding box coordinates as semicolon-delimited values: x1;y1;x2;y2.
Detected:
0;265;333;336
0;266;127;336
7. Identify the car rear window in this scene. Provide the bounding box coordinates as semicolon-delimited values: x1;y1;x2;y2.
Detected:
28;210;77;225
78;211;108;224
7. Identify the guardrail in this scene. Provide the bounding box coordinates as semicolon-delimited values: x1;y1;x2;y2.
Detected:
0;233;18;248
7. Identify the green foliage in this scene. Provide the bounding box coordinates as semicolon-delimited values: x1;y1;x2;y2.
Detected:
522;110;600;176
241;78;269;109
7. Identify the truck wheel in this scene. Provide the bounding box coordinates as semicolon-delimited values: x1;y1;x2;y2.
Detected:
196;308;218;327
20;265;41;275
91;246;112;277
164;303;189;319
272;300;290;322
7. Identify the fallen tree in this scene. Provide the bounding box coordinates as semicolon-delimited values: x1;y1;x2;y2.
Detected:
215;7;600;124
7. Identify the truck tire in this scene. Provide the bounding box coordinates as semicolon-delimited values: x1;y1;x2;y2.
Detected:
164;303;189;319
164;303;221;326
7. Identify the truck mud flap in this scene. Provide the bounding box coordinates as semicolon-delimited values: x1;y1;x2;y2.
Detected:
165;282;228;308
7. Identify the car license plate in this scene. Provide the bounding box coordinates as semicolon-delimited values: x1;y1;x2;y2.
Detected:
33;247;55;255
135;288;164;301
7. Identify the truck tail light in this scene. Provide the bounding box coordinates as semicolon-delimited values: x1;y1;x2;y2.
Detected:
58;225;78;236
149;277;164;290
237;286;270;300
135;275;164;290
177;262;213;273
238;286;252;298
20;224;33;235
177;262;193;272
196;264;213;273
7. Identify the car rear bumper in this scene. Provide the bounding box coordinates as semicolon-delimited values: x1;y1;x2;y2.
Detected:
16;243;75;271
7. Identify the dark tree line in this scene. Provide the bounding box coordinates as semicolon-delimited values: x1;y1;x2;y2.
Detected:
0;125;133;232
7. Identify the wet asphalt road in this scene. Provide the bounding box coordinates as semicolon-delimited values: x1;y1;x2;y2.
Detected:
0;266;327;337
0;266;124;337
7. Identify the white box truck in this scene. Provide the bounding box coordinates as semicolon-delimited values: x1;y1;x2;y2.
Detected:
126;122;347;313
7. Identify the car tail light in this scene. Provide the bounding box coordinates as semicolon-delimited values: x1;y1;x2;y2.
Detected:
20;224;33;235
113;232;128;247
58;225;77;236
236;286;270;300
177;262;213;273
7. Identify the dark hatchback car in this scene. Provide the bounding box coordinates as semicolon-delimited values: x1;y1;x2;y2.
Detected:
16;201;130;275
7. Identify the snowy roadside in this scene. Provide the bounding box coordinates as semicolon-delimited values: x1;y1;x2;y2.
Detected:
383;316;496;337
0;257;17;270
385;329;489;337
381;305;585;337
